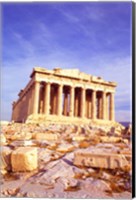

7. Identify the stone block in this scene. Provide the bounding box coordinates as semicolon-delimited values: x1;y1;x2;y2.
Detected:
11;147;38;172
0;146;12;173
100;136;122;143
34;133;58;141
72;136;86;141
73;151;129;170
57;144;75;153
0;134;6;145
10;132;32;141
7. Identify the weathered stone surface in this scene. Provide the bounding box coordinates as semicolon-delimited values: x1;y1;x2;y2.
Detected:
57;143;75;153
11;147;38;172
0;134;7;145
72;135;86;141
1;180;25;197
1;122;132;199
100;136;122;143
0;146;12;173
34;133;58;141
122;124;131;137
10;140;37;147
0;121;10;125
74;151;130;170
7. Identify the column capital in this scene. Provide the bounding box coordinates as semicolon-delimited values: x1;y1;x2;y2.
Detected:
59;83;63;87
71;85;75;88
81;86;86;90
35;80;40;84
105;90;115;94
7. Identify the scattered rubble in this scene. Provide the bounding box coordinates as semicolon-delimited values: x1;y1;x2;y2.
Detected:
0;122;132;198
74;151;130;170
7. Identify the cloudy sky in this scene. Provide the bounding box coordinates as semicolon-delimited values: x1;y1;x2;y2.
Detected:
1;2;132;122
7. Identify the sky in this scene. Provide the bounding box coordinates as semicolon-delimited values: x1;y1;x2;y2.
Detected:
1;2;132;122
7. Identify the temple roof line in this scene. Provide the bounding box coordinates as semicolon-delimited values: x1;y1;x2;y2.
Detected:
30;67;117;86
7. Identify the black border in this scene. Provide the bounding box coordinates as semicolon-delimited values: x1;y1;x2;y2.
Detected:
132;1;135;198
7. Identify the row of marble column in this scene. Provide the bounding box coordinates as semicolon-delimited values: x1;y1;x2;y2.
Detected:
33;81;115;121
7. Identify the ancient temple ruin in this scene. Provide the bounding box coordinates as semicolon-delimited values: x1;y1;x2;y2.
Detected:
12;67;117;123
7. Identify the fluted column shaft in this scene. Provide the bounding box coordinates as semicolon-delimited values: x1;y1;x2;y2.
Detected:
110;92;115;121
64;93;68;115
33;81;40;114
102;91;107;120
92;90;96;120
70;86;74;117
58;84;63;116
81;87;86;118
44;82;51;115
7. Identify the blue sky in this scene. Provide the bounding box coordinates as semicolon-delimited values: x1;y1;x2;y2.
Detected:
1;2;132;122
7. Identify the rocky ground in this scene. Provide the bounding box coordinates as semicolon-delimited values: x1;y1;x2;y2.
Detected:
0;121;132;198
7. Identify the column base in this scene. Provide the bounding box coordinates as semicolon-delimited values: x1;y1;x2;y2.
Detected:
25;114;117;126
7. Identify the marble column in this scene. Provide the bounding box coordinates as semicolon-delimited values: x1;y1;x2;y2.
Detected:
74;93;78;117
105;94;109;120
102;91;107;120
70;86;74;117
81;87;85;118
86;95;89;118
44;82;51;115
92;90;96;120
97;96;101;119
53;88;58;114
88;95;92;118
58;84;63;116
33;81;40;114
110;92;115;121
63;93;68;115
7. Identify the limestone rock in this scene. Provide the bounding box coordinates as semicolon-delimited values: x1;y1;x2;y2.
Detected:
10;140;37;147
0;134;7;145
57;143;75;153
11;147;38;172
100;136;122;143
34;133;58;141
72;135;86;141
73;151;130;170
0;146;12;172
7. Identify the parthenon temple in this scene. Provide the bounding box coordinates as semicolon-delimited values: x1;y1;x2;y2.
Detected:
12;67;117;123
